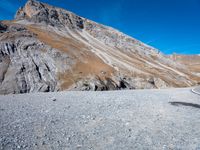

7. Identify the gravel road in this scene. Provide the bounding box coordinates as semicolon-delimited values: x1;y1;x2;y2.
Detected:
0;88;200;150
192;86;200;95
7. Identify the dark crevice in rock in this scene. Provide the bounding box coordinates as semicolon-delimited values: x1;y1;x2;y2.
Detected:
5;43;10;55
17;64;30;94
0;43;17;56
75;16;84;29
44;63;50;72
0;66;9;84
32;59;42;80
38;85;50;92
0;22;7;33
44;85;50;92
8;24;27;32
0;55;10;84
119;80;133;89
11;44;16;53
119;80;127;89
105;78;119;90
19;79;28;93
148;78;155;85
20;64;26;73
94;85;98;91
24;43;37;50
0;51;5;57
35;64;42;80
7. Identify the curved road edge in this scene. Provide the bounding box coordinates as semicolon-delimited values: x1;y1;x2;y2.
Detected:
191;86;200;96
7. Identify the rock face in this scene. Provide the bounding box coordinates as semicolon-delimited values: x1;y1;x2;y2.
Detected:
0;26;57;94
0;22;7;33
0;0;199;94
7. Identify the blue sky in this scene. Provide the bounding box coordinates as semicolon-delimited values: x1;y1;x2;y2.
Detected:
0;0;200;54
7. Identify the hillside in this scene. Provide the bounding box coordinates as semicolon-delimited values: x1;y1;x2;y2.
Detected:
0;0;199;94
169;54;200;77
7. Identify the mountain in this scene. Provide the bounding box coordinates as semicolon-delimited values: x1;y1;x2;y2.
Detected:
169;54;200;76
0;0;199;94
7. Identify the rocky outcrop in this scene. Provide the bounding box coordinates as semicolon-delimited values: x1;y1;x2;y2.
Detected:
0;23;71;94
0;38;56;94
0;0;199;94
69;75;170;91
0;22;7;33
15;0;85;30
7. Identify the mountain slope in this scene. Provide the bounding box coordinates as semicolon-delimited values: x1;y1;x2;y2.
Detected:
169;54;200;77
0;0;199;94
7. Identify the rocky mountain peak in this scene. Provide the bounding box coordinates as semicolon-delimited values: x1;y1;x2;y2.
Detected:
15;0;42;19
15;0;157;54
0;0;199;94
15;0;85;30
23;0;43;17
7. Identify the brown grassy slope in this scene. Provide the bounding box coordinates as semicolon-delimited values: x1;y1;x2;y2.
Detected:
76;30;198;87
26;25;115;90
169;55;200;83
172;55;200;72
26;24;199;88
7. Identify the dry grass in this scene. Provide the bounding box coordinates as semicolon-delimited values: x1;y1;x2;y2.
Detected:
27;25;114;90
169;55;200;83
28;24;199;88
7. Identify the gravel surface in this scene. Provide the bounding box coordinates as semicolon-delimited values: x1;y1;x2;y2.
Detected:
192;86;200;95
0;88;200;150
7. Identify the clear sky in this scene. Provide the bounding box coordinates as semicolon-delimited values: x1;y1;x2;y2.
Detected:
0;0;200;54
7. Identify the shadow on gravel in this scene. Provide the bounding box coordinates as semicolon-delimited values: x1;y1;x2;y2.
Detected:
169;102;200;109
